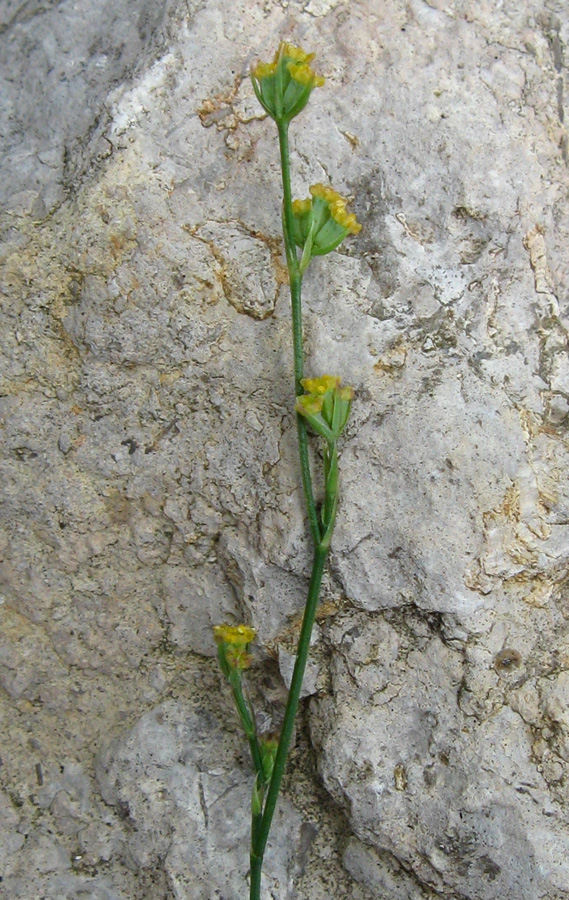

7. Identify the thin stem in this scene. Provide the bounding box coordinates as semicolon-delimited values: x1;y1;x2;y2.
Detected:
277;121;299;281
249;544;328;894
289;270;304;394
251;775;264;848
228;670;264;776
297;417;321;547
248;112;336;900
277;120;321;547
249;852;262;900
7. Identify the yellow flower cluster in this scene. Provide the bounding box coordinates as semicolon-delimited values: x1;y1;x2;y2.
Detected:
291;198;311;217
309;183;362;235
213;624;256;646
280;42;314;63
296;393;324;415
251;42;324;91
296;377;342;417
251;41;325;123
252;61;277;79
214;624;256;670
287;62;325;88
301;375;340;395
337;386;354;402
295;375;354;440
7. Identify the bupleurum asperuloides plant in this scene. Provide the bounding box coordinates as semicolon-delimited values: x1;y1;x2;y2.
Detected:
213;41;361;900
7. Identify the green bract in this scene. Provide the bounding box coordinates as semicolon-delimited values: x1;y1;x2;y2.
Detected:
295;375;354;442
251;42;325;123
292;183;361;272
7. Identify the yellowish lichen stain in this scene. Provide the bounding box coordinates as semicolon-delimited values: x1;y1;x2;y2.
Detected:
393;763;408;791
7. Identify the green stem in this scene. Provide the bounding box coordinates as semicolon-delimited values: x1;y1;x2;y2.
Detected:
249;852;262;900
289;271;304;395
277;120;321;547
297;416;321;547
249;544;328;899
248;115;337;900
251;775;263;849
228;670;263;777
277;121;299;281
321;440;339;547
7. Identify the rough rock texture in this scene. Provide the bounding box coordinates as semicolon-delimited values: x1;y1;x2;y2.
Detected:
95;700;307;900
1;1;569;899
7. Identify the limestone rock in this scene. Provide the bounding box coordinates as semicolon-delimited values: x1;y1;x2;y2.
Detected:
96;700;307;899
310;609;569;899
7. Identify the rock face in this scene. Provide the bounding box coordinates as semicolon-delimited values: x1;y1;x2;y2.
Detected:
96;700;306;900
1;1;569;899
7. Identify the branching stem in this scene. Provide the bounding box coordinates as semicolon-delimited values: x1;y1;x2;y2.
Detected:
277;120;321;548
248;115;331;900
216;47;358;900
249;545;328;898
247;74;349;900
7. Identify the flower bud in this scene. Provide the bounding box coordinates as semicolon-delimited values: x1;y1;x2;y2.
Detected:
251;42;324;123
292;184;361;271
295;376;353;441
251;774;264;817
260;733;279;783
213;624;257;672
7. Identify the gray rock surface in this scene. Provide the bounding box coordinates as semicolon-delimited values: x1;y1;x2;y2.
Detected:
1;0;569;899
0;0;182;213
96;700;307;899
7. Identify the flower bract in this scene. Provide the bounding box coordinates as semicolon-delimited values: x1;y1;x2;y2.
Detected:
292;183;361;269
295;376;354;441
260;734;279;782
251;42;324;123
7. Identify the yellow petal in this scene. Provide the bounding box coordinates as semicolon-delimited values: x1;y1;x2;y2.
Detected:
296;393;324;415
213;624;256;646
286;61;325;88
309;184;361;234
300;375;340;394
252;60;277;79
276;42;314;64
292;197;311;216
